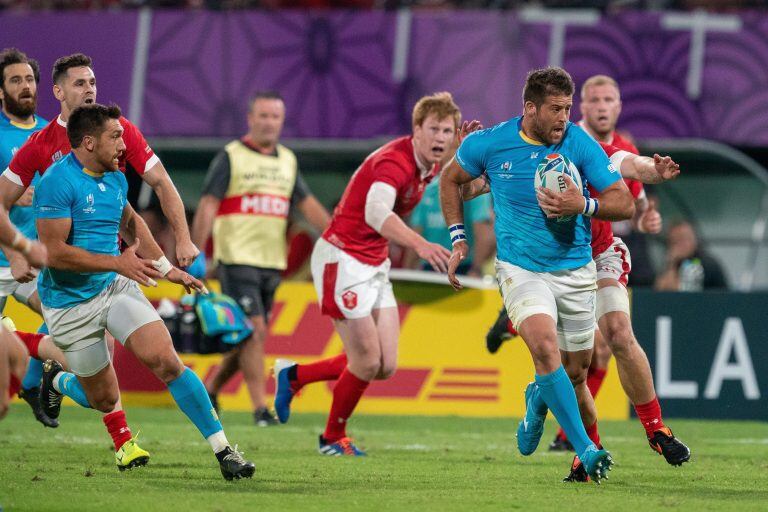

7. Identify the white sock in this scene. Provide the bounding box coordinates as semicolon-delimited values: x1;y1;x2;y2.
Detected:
52;372;64;393
207;430;229;454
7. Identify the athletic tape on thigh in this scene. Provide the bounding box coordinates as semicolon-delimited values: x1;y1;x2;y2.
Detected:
596;285;630;319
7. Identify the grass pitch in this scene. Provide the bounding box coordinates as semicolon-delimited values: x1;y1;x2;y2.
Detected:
1;404;767;511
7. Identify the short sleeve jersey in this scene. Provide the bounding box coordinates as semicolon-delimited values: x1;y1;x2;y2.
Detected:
5;115;158;188
34;153;128;309
455;117;620;272
323;136;438;266
589;131;644;257
0;112;47;266
410;178;492;265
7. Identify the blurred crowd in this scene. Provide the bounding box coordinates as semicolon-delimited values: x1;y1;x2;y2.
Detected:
0;0;764;11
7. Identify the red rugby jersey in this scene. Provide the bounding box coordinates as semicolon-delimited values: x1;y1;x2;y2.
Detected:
323;136;438;266
587;131;644;257
5;115;158;187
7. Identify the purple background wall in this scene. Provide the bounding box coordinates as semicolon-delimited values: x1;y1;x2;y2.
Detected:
1;9;766;144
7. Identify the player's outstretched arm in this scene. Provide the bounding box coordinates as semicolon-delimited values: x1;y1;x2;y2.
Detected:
365;181;450;273
142;161;198;267
619;153;680;184
122;204;207;293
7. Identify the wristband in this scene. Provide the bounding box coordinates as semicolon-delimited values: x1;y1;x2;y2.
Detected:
152;255;173;276
448;223;467;246
582;198;599;217
11;230;32;255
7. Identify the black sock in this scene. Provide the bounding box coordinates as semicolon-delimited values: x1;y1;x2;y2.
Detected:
287;365;298;382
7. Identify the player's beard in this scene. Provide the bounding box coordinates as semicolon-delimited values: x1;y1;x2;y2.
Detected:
2;88;36;119
533;118;558;146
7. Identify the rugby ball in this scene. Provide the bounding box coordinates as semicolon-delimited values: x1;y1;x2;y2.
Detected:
534;153;582;221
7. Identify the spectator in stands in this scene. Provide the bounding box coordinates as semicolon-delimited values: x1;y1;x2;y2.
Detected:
655;220;727;291
405;178;494;276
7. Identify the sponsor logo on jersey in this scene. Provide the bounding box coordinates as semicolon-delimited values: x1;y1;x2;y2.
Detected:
83;193;96;213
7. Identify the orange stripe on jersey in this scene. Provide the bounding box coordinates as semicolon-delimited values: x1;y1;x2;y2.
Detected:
217;193;290;218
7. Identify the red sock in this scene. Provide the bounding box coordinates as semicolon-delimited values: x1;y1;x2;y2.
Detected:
634;396;665;437
323;368;369;442
555;368;609;443
103;410;133;451
586;367;607;398
15;331;43;360
8;374;21;398
506;320;518;337
294;354;347;392
586;421;601;447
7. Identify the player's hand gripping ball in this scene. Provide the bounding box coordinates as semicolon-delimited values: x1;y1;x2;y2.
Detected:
534;153;582;222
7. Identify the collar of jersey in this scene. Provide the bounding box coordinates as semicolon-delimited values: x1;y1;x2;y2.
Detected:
518;129;545;146
70;152;105;178
1;111;38;130
516;117;546;146
56;115;67;128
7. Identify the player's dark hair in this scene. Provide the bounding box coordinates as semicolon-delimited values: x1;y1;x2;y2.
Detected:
52;53;92;85
523;67;575;108
0;48;40;88
248;90;283;110
68;103;121;148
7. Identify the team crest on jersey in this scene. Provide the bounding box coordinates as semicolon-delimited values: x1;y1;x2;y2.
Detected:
341;290;358;310
502;161;511;170
83;193;96;214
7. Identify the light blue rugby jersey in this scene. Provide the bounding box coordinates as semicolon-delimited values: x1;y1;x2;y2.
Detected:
455;116;620;272
0;112;47;266
34;153;127;308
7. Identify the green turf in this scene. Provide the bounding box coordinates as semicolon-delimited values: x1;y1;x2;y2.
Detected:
1;404;767;511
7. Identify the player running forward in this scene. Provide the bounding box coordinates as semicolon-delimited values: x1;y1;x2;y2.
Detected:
272;92;468;455
33;104;254;479
480;75;691;474
441;68;636;483
1;52;193;445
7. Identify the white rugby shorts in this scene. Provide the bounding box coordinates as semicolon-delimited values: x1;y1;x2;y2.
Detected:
311;238;396;320
42;274;161;377
595;237;632;287
496;259;597;352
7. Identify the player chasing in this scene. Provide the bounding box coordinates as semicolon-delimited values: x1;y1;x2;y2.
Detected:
271;93;475;455
32;103;254;479
2;52;199;454
441;67;640;483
